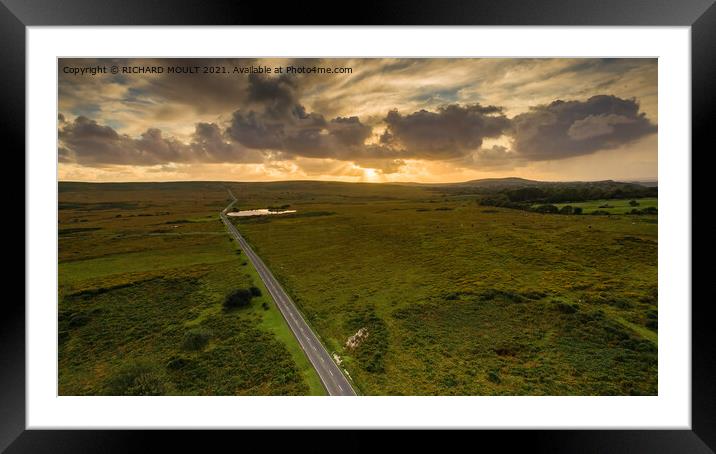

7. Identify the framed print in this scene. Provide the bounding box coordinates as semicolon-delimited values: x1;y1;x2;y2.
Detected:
6;0;713;451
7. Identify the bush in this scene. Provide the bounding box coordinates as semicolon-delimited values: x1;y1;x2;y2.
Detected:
573;207;583;215
591;210;611;215
487;370;502;384
249;286;262;297
559;205;574;215
104;361;167;396
629;200;640;207
223;288;253;309
166;356;192;370
534;204;559;214
553;300;578;314
182;329;212;351
68;313;90;328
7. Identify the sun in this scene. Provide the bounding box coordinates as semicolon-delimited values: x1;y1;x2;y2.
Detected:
362;168;379;181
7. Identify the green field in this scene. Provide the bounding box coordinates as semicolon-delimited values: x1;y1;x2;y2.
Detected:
533;198;658;215
226;181;658;395
58;182;325;396
59;181;657;396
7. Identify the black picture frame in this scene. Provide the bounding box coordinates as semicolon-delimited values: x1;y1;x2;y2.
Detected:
5;0;712;451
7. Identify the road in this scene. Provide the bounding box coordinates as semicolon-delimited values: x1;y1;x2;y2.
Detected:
220;190;357;396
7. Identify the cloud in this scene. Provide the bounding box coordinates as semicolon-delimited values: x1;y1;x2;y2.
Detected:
354;158;407;174
567;113;638;140
190;122;265;163
379;104;510;159
59;116;263;167
456;145;526;170
59;95;655;170
225;76;379;162
510;95;656;160
59;116;185;166
328;116;373;147
226;110;286;150
246;73;300;119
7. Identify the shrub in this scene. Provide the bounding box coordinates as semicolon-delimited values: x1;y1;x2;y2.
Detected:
553;300;578;314
104;361;167;396
559;205;574;215
591;210;611;215
487;370;502;384
534;204;559;214
262;302;269;310
573;207;583;214
68;313;90;328
166;356;192;370
223;288;253;309
249;286;262;297
629;200;640;207
182;329;212;351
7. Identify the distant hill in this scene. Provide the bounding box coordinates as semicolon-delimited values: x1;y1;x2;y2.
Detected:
444;177;657;189
626;180;658;187
449;177;543;188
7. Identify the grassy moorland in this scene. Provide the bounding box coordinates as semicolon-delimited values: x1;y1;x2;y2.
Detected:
59;180;658;396
226;180;658;396
58;182;324;396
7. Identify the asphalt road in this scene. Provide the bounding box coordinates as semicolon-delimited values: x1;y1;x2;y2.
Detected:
220;190;357;396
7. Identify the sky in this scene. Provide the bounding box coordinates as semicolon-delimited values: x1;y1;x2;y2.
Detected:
58;58;657;183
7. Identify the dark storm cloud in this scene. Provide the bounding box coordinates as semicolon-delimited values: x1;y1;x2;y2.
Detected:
225;75;380;161
246;74;300;119
510;95;656;160
58;71;656;171
58;116;262;166
190;122;264;163
227;111;286;150
59;116;189;166
379;104;510;159
329;117;373;146
227;108;373;160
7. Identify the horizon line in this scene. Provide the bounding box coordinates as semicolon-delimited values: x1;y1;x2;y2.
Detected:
57;176;659;185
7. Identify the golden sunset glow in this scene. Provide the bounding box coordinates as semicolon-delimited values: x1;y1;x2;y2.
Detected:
58;58;657;183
